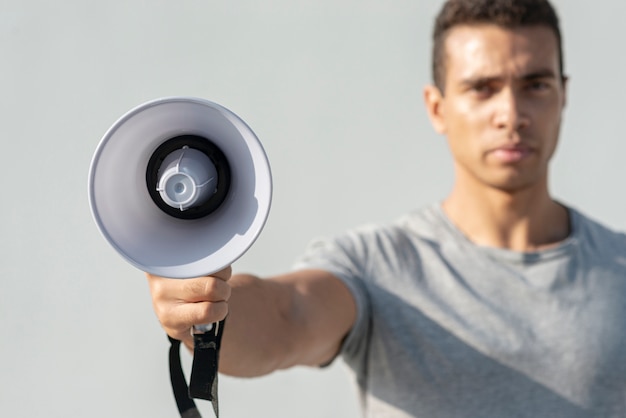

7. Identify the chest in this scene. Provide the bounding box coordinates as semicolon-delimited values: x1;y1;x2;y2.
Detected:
364;250;626;408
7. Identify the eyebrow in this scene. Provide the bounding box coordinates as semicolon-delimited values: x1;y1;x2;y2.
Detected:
521;69;559;80
460;68;559;87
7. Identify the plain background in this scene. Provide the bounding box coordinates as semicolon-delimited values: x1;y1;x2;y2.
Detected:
2;1;626;417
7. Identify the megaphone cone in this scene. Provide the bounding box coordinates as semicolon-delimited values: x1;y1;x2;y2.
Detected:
88;97;272;278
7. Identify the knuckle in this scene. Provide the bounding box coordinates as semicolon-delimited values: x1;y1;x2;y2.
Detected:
151;296;170;320
202;278;218;296
196;302;210;319
199;301;229;322
219;266;233;281
209;306;227;323
152;303;166;320
215;301;230;320
223;284;232;301
149;280;165;300
182;275;231;301
183;278;206;296
158;306;179;328
201;277;230;301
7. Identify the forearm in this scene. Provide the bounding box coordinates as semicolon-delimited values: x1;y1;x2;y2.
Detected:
218;273;299;377
148;268;355;378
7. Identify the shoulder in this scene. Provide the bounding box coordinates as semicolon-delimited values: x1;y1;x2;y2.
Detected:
295;204;447;273
570;206;626;244
569;206;626;259
327;204;443;250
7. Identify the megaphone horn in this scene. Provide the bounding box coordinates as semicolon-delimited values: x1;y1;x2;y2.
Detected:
88;97;272;279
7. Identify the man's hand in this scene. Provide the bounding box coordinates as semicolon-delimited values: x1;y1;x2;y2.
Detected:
146;267;232;346
146;268;355;376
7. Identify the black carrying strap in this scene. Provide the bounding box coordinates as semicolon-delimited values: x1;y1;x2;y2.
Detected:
168;319;226;418
168;336;202;418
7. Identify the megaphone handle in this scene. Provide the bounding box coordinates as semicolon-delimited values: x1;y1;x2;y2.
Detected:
193;323;214;333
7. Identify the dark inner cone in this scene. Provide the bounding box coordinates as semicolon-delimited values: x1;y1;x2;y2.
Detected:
146;135;231;220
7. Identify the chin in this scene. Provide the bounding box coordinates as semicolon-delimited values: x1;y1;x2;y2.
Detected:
487;175;543;194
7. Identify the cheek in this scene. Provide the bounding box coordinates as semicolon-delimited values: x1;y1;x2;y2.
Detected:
444;97;490;135
444;102;489;158
544;122;562;159
533;104;563;154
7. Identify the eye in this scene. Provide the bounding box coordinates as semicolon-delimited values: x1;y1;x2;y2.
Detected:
471;83;495;97
526;79;551;92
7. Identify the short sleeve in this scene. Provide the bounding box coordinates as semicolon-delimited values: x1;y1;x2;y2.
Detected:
293;233;373;367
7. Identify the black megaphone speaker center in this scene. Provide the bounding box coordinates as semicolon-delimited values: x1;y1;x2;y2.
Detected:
146;135;231;220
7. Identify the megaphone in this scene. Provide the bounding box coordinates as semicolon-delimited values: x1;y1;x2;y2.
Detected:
88;96;272;279
88;97;272;417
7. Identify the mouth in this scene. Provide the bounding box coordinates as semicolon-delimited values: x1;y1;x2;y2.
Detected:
488;144;534;163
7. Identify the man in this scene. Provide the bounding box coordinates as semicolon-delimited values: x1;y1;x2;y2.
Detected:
148;0;626;416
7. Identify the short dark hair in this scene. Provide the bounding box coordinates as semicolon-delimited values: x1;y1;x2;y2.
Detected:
432;0;564;92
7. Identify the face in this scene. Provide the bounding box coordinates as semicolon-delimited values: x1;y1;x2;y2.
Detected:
424;24;567;193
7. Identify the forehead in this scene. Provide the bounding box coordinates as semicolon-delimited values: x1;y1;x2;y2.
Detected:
443;24;560;83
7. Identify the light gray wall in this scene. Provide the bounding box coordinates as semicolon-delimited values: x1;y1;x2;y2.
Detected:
1;1;624;417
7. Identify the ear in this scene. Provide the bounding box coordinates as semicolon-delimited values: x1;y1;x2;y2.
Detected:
423;84;447;134
560;75;569;110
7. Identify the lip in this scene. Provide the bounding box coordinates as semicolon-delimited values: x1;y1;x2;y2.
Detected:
488;144;533;163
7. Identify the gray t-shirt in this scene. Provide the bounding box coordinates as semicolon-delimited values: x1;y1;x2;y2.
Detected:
294;204;626;417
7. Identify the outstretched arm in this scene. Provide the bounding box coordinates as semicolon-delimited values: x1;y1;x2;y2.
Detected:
147;268;356;377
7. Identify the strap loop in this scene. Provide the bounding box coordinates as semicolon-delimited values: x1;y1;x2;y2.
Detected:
168;319;226;418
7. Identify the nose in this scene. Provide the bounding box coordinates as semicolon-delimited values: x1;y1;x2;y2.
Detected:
492;88;530;134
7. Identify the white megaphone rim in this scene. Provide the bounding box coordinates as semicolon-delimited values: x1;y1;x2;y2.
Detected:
88;96;272;278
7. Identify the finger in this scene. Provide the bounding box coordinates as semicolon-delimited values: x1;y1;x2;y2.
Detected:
179;266;232;282
212;266;232;282
147;274;232;303
160;301;229;338
182;276;232;303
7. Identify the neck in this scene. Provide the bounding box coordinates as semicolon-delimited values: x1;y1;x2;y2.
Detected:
442;176;570;252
